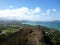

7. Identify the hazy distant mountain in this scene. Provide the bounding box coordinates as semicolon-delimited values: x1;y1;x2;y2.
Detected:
0;19;30;24
51;20;60;23
53;20;60;22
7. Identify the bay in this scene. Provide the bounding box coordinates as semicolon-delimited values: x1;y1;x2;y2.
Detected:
22;21;60;30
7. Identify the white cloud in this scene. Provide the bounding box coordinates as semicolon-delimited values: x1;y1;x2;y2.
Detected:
41;13;45;15
52;9;58;15
46;9;51;15
0;7;59;21
29;7;41;14
9;6;14;9
33;7;41;14
0;7;41;21
52;9;56;12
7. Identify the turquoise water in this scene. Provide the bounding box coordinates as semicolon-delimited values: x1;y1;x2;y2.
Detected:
22;21;60;30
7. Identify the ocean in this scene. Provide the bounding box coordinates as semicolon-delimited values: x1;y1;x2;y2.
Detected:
22;21;60;30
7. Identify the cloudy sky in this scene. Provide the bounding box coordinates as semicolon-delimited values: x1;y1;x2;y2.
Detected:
0;0;60;21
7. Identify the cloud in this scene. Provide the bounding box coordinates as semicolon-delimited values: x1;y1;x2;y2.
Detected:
52;9;56;12
52;9;58;15
46;9;51;15
33;7;41;14
9;6;14;9
0;7;41;21
0;7;59;21
29;7;41;14
41;13;45;15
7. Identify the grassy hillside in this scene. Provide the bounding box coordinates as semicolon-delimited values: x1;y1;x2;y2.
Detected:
0;24;60;45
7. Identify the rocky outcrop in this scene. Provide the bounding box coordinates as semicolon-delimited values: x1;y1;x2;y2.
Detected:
0;25;54;45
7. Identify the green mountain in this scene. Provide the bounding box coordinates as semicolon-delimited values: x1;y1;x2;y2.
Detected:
0;25;60;45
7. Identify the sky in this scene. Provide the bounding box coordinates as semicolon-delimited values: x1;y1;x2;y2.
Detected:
0;0;60;21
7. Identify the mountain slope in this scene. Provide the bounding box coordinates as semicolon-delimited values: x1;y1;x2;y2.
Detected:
0;25;54;45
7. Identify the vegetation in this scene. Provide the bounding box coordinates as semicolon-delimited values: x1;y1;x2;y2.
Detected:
0;22;60;45
42;27;60;45
48;30;60;45
0;24;20;40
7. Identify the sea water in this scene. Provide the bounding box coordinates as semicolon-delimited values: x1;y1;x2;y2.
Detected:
22;21;60;30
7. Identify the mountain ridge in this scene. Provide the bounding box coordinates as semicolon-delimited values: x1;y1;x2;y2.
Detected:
0;25;54;45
